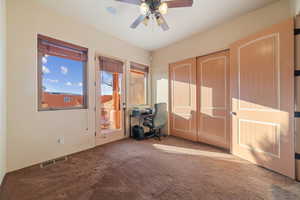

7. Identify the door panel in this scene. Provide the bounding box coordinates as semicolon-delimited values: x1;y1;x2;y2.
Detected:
169;58;197;141
239;35;279;111
197;50;230;149
230;19;294;178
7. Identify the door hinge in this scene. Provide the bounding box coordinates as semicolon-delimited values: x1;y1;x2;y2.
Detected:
94;81;96;86
95;132;97;136
94;107;96;112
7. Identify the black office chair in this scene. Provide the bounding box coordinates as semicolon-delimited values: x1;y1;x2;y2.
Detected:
143;103;167;140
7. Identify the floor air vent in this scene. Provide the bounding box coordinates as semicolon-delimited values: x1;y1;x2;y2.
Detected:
40;156;68;168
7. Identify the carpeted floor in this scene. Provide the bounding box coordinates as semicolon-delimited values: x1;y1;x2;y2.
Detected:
1;136;300;200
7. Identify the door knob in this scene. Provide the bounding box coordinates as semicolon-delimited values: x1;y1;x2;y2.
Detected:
230;112;237;116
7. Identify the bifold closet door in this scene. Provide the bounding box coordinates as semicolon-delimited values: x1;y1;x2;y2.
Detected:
230;19;295;178
169;58;197;141
197;50;230;149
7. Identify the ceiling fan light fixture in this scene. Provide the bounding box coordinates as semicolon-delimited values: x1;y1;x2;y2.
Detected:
156;16;164;25
143;16;150;26
140;2;149;15
119;0;194;31
158;2;168;15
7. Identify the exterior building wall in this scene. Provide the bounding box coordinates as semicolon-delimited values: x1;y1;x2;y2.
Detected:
41;92;83;108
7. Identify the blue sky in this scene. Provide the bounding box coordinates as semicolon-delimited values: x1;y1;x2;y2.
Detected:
101;71;113;95
100;71;122;95
42;55;122;95
42;55;84;95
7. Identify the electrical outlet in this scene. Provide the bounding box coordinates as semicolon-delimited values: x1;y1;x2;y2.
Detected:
57;137;64;144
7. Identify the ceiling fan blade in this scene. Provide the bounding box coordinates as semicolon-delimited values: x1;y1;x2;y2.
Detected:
158;15;170;31
166;0;193;8
115;0;141;5
130;15;146;29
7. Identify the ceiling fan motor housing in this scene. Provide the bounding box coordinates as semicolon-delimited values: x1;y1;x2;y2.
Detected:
117;0;194;31
145;0;162;13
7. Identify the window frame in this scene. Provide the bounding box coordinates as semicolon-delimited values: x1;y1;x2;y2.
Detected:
128;62;149;106
37;35;88;111
63;96;71;103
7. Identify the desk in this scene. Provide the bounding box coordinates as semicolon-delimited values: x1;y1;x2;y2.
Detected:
129;113;153;138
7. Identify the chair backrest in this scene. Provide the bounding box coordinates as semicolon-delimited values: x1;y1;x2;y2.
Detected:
153;103;167;128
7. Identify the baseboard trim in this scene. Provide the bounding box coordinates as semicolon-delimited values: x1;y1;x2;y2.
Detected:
0;174;7;193
6;137;128;174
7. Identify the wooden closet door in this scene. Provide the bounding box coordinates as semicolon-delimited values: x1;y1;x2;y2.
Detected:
230;19;295;178
169;58;197;141
197;50;230;149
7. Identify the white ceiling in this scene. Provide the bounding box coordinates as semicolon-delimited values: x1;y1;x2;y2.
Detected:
38;0;278;51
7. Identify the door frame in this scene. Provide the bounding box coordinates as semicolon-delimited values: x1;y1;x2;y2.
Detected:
94;53;128;146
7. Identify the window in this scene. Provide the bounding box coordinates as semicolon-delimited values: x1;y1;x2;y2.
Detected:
129;62;149;105
64;96;71;103
37;35;88;111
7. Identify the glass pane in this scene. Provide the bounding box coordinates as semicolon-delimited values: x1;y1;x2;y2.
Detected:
100;70;123;132
130;70;146;105
40;55;85;109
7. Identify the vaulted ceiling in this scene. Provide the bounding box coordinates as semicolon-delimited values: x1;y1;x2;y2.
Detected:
39;0;278;50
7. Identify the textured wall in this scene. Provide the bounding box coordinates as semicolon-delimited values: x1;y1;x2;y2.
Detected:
151;0;292;134
0;0;6;184
7;0;150;172
290;0;300;15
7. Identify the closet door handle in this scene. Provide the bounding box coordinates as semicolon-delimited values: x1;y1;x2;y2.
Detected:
230;112;237;116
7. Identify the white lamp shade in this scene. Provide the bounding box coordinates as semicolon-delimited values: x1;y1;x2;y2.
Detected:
159;2;168;15
140;3;149;15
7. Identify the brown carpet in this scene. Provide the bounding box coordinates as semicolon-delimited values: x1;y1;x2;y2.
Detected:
1;136;300;200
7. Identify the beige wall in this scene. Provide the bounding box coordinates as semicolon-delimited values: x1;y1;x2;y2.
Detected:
290;0;300;15
7;0;150;172
0;0;6;184
151;0;293;134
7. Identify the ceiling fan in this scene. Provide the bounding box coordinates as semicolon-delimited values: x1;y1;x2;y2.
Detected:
116;0;194;31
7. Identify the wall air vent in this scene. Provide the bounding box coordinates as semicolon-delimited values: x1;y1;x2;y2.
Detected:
40;156;68;168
